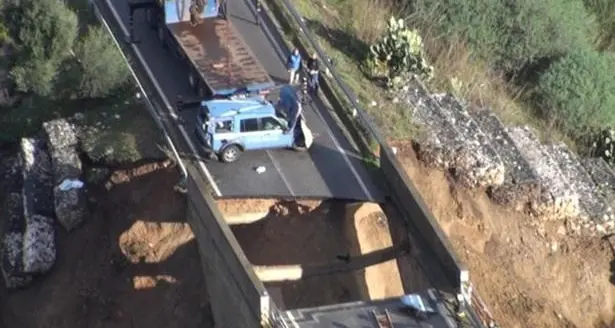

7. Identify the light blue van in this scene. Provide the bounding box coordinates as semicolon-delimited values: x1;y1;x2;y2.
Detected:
195;86;313;163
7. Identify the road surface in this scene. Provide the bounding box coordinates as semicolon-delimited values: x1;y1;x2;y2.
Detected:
101;0;385;202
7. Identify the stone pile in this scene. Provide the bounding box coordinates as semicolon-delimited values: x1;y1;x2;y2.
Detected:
405;78;464;168
1;139;57;289
431;94;505;188
470;110;540;207
500;127;580;220
547;144;614;226
582;157;615;204
20;138;54;218
402;76;615;233
1;193;32;289
43;119;88;231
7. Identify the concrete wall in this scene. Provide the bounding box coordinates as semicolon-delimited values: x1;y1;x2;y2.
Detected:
185;168;271;328
379;147;468;290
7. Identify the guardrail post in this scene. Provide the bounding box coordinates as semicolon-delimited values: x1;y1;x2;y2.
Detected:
255;0;262;25
127;3;138;43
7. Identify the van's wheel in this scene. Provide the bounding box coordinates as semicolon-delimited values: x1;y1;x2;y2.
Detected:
220;145;241;163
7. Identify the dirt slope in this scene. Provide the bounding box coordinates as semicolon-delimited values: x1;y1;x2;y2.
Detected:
394;143;615;328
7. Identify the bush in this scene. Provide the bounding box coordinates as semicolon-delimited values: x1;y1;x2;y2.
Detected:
535;48;615;137
4;0;78;96
413;0;595;73
583;0;615;51
72;26;130;98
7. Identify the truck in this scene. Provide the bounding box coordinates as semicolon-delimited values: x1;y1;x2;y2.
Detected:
134;0;276;98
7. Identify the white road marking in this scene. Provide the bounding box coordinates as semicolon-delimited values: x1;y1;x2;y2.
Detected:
248;1;375;200
266;150;296;196
285;310;300;328
104;0;222;196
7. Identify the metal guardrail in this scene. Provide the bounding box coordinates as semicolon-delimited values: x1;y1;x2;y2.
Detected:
266;0;387;147
91;0;188;190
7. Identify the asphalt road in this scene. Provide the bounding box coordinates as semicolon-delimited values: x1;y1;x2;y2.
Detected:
102;0;385;202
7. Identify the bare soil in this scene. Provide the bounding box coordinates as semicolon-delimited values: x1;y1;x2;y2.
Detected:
0;164;211;328
392;141;615;328
220;199;426;310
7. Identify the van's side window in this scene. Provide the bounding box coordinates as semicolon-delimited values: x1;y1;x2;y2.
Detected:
215;119;233;133
261;117;284;130
240;118;259;132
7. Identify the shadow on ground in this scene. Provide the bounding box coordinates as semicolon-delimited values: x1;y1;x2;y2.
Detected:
229;199;419;309
303;18;369;66
0;166;212;328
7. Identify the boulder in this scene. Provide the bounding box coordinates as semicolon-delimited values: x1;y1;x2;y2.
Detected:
432;94;505;188
582;157;615;205
21;215;56;274
471;110;539;206
547;144;614;224
506;127;579;220
1;193;32;289
54;185;88;231
20;138;54;217
43;118;79;151
50;146;83;183
49;145;87;231
404;77;465;168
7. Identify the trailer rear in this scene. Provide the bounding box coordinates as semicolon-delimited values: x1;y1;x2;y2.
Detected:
144;0;275;98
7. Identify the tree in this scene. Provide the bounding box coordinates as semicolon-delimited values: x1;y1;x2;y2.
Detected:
73;26;130;98
535;48;615;137
4;0;78;96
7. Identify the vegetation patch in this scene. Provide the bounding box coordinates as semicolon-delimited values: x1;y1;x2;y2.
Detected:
277;0;615;159
0;0;163;165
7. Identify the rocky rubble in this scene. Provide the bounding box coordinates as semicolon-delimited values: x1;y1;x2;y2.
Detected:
44;118;88;231
22;215;56;274
506;127;579;220
582;157;615;204
43;119;79;151
20;138;54;218
431;94;505;188
547;144;614;225
405;78;464;168
470;110;540;207
1;193;32;289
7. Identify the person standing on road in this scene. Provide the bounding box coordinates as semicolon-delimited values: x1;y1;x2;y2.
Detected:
286;48;302;84
306;52;320;94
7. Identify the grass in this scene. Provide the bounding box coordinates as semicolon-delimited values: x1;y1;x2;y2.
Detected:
0;91;165;165
279;0;576;148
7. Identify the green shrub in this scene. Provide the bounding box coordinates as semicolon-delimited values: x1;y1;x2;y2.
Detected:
413;0;595;73
534;48;615;137
4;0;78;96
72;26;130;98
583;0;615;51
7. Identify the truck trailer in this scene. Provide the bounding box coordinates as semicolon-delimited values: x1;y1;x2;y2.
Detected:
131;0;275;98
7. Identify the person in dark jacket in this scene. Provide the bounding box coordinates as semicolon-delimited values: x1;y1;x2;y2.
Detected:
306;52;320;94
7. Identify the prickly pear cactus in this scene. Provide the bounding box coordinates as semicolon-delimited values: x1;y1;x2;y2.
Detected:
368;16;433;89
